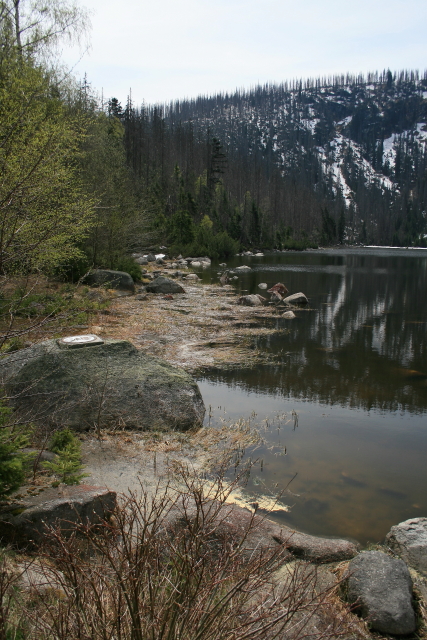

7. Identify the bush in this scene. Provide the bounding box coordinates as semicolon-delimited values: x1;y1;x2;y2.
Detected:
112;256;142;282
44;428;86;486
0;396;31;499
1;467;348;640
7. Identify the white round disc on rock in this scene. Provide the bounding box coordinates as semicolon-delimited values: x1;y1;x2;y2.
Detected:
58;335;104;348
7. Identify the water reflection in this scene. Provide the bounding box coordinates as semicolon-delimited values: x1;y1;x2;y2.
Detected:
197;249;427;544
202;249;427;414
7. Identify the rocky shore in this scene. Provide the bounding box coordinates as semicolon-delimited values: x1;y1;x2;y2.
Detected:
1;258;427;639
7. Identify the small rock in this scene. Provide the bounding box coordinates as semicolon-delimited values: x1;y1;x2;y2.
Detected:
283;311;296;319
163;295;174;300
86;290;107;302
269;291;282;304
146;253;156;262
219;263;227;267
184;274;200;280
135;294;148;301
268;283;289;296
238;294;266;306
235;265;251;272
258;283;268;290
346;551;416;635
191;261;201;267
386;517;427;575
283;292;308;306
135;257;148;265
255;252;264;257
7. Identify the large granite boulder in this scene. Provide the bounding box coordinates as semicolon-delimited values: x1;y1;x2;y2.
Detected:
386;517;427;575
82;269;135;292
145;276;185;294
0;338;205;431
346;551;416;635
0;485;116;547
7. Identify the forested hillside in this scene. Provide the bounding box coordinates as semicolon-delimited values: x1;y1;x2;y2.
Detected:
118;70;427;250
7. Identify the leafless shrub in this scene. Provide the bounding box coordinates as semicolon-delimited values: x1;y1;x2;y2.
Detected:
0;467;351;640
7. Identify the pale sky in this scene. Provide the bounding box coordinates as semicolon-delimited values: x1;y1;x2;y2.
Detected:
61;0;427;108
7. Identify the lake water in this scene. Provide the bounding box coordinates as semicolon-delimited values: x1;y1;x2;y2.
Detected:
196;248;427;545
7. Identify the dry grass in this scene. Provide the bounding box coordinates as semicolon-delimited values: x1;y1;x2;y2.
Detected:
0;466;358;640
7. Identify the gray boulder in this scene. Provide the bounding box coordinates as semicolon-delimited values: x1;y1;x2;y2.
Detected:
283;311;296;319
0;485;116;547
83;269;135;292
283;292;308;306
386;517;427;575
258;283;268;290
135;257;148;265
238;294;266;306
269;291;282;304
235;265;251;272
0;338;205;431
145;276;185;294
346;551;416;635
146;253;156;262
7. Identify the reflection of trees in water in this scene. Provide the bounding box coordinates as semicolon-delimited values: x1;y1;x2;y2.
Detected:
208;254;427;413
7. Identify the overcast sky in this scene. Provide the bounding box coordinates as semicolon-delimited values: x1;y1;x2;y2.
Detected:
61;0;427;108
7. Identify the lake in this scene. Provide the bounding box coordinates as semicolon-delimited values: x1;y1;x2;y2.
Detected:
196;248;427;545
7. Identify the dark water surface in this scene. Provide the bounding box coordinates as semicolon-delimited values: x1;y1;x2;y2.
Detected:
196;248;427;545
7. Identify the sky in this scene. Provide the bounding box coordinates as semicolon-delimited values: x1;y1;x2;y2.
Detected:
61;0;427;108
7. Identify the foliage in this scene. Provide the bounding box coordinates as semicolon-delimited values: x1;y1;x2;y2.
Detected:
0;395;31;499
0;54;96;276
44;428;86;485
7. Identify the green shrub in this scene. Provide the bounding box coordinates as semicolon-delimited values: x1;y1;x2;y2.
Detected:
0;398;31;499
113;256;142;282
44;428;86;486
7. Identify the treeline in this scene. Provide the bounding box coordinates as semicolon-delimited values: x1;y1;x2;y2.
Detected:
116;69;427;249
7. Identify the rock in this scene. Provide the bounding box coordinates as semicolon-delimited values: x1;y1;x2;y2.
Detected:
184;274;200;280
283;292;308;306
83;269;135;292
258;283;268;290
0;338;205;431
135;257;148;265
386;517;427;575
192;503;358;563
346;551;416;635
268;523;359;563
0;485;117;547
21;448;57;471
219;263;227;267
146;253;156;262
235;265;251;272
155;258;165;265
135;294;148;301
86;290;108;302
255;252;264;257
243;251;253;256
268;283;289;296
191;261;201;267
219;273;229;286
283;311;296;319
145;277;185;294
269;291;282;304
238;294;266;306
17;560;66;597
